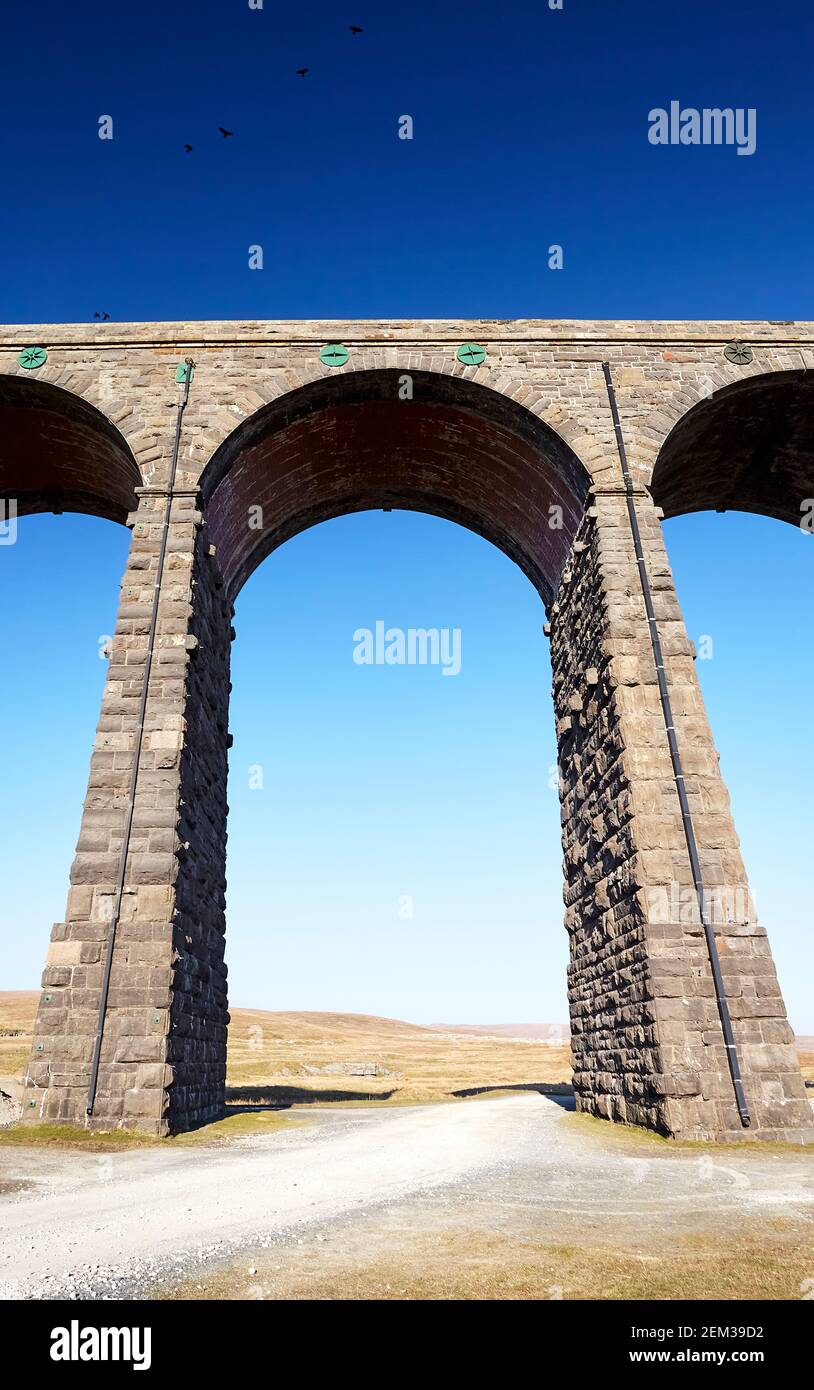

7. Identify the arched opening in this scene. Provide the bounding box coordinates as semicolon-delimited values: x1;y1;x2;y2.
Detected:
1;515;131;988
197;370;590;1105
199;369;591;604
224;512;568;1071
0;375;141;524
652;372;814;1044
0;377;139;998
651;369;814;525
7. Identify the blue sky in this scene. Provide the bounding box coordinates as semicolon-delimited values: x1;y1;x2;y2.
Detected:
1;0;812;1028
2;0;814;321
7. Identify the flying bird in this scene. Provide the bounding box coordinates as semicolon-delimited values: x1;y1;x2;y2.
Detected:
218;127;234;138
184;144;193;152
102;312;110;320
94;312;110;320
296;67;309;77
350;25;363;34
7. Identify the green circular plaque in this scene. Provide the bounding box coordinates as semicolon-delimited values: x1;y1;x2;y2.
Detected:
724;342;753;365
320;343;349;367
18;345;48;370
456;343;486;366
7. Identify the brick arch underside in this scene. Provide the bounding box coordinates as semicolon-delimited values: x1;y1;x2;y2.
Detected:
200;371;591;605
0;376;140;524
651;370;814;525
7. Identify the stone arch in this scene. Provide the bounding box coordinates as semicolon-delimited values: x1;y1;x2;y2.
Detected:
651;369;814;525
189;350;608;492
197;368;593;606
21;346;814;1143
0;374;142;524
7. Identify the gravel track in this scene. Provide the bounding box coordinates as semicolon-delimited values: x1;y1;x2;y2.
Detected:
1;1095;812;1300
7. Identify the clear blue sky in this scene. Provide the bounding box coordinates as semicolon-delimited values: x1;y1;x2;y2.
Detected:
1;0;812;1029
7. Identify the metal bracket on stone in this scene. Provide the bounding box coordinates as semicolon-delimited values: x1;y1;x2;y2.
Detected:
588;481;650;497
135;486;200;498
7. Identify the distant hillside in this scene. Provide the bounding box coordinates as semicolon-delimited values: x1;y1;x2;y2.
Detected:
433;1023;570;1042
2;994;811;1108
0;993;573;1107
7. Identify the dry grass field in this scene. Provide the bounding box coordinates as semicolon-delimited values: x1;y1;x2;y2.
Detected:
0;992;572;1114
3;993;813;1302
223;1006;572;1106
0;993;37;1083
170;1221;814;1302
2;990;811;1117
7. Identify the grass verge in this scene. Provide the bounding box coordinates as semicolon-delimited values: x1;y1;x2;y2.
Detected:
564;1109;814;1157
0;1110;304;1152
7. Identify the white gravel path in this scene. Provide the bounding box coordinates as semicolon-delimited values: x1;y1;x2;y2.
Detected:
0;1096;544;1298
1;1095;812;1300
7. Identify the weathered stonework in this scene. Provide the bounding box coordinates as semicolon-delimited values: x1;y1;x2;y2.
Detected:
551;491;812;1140
2;318;811;1139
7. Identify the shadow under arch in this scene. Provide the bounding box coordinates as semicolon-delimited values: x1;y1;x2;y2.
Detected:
0;374;141;524
198;369;592;605
651;369;814;526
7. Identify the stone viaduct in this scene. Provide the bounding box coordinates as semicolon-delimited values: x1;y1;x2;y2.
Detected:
2;318;812;1143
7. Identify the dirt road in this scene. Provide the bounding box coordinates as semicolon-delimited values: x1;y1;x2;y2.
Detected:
2;1095;813;1300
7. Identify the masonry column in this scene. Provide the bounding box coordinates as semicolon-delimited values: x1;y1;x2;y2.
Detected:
550;483;814;1142
24;491;233;1134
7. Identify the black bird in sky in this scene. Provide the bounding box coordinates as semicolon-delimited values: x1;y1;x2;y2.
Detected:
350;25;363;34
94;312;110;320
184;144;193;152
218;127;234;138
296;67;309;77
